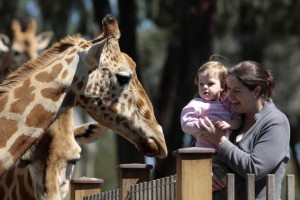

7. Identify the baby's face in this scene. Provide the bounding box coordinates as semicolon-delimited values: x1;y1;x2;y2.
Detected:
197;70;223;101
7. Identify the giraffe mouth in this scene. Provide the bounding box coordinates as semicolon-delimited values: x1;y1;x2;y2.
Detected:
138;137;167;158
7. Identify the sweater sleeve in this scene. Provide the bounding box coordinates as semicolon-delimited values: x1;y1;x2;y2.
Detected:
180;100;201;135
216;113;290;180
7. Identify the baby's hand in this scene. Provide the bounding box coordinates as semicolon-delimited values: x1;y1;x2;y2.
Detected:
215;120;230;131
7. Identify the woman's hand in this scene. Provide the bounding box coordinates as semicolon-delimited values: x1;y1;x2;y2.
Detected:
198;117;227;147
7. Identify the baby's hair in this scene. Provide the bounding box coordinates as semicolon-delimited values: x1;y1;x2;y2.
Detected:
194;61;228;96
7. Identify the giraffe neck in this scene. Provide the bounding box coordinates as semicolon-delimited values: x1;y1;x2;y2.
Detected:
0;161;35;200
0;38;87;176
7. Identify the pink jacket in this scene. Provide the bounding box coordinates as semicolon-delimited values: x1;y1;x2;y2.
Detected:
180;96;239;149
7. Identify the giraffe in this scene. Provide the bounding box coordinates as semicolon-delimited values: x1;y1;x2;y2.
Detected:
0;18;106;200
0;14;168;199
0;18;54;82
0;108;109;200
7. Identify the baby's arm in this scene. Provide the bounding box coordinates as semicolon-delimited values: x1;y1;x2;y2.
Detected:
181;100;202;135
215;119;242;131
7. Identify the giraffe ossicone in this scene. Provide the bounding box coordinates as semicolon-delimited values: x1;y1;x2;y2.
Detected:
0;13;167;194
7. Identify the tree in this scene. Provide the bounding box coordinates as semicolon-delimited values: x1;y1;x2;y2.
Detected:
148;0;218;178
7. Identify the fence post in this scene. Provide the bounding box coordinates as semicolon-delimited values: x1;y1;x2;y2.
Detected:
117;163;153;200
174;147;215;200
286;174;295;200
70;177;104;200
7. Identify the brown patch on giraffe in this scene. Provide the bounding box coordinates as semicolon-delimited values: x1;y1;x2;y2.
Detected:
0;96;8;112
9;135;38;163
109;101;118;113
0;117;18;148
65;57;74;65
26;104;54;128
35;63;63;83
4;167;14;187
18;173;31;199
11;79;35;114
56;42;74;53
61;69;68;79
12;185;17;199
79;43;90;49
41;86;65;102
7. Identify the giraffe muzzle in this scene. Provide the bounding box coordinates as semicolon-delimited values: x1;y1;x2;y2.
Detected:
139;137;166;158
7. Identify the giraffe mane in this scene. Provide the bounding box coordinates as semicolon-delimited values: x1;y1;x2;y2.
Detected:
0;34;89;95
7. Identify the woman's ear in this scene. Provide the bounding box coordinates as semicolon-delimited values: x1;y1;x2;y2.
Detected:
254;86;262;98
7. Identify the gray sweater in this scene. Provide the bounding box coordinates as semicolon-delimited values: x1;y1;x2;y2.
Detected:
214;100;290;200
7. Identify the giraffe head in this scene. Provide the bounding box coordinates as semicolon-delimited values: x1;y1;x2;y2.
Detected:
17;121;109;200
0;19;53;72
77;15;168;158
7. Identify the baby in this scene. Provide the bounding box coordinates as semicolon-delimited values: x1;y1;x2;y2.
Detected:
180;61;241;190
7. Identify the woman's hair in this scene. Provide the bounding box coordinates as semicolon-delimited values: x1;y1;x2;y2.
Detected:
194;61;228;96
228;60;275;99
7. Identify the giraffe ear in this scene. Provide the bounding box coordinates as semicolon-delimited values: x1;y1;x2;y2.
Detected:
74;122;109;144
83;39;106;70
36;31;54;51
0;33;10;52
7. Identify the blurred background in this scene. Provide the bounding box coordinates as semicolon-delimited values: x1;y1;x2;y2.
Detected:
0;0;299;198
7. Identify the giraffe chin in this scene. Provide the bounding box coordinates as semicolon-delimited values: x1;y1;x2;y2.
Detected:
138;137;166;159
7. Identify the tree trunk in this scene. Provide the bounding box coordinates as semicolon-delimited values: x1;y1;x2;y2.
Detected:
154;0;217;178
116;0;145;164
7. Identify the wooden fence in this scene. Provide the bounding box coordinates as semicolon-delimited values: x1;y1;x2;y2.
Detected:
70;147;296;200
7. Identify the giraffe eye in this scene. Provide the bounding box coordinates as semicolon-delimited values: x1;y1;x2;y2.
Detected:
20;158;31;165
68;158;79;165
13;50;21;57
116;73;132;86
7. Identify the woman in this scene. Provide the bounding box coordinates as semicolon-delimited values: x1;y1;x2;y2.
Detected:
199;60;290;199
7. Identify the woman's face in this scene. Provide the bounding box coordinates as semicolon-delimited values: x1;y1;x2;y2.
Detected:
227;75;257;114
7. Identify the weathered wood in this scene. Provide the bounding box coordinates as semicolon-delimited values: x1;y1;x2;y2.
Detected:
70;177;103;200
267;174;275;200
174;147;215;200
286;174;295;200
226;173;235;200
118;163;152;200
247;174;255;200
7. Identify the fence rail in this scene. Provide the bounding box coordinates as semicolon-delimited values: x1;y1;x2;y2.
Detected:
70;147;296;200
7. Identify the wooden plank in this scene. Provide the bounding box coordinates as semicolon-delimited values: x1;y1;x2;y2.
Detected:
246;174;255;200
118;163;152;200
153;179;157;200
171;175;176;200
70;177;103;200
286;175;295;200
174;147;215;200
267;174;275;200
226;173;235;200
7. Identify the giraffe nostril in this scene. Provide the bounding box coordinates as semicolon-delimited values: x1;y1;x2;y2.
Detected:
139;137;159;157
